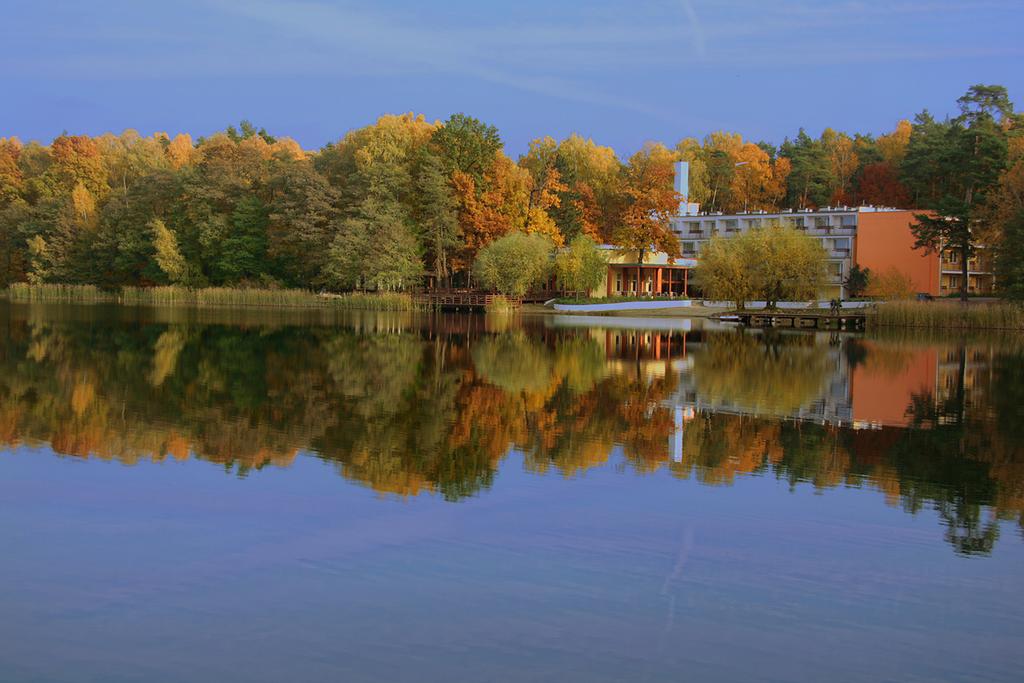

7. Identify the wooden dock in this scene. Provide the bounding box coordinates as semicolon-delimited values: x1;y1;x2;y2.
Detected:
729;310;867;331
413;291;522;311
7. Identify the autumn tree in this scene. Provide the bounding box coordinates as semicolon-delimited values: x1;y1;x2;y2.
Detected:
97;130;169;206
165;133;195;169
822;128;859;204
613;143;681;291
150;218;188;284
474;232;553;296
877;120;912;166
46;134;109;200
323;196;423;291
693;231;762;309
855;162;910;207
866;266;915;299
750;224;828;308
431;113;502;185
984;130;1024;299
0;137;25;206
415;150;460;285
700;132;741;210
553;234;608;298
553;134;622;241
449;155;532;277
0;201;29;285
729;142;789;212
264;158;340;286
1;96;1018;297
695;225;826;308
0;137;28;284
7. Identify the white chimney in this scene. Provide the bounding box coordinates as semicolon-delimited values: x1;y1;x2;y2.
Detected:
674;161;700;216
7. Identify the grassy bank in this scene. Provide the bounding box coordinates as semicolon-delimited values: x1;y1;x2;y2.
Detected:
870;301;1024;330
6;284;425;311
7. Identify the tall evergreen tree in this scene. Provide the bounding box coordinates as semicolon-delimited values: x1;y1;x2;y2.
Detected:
219;196;269;283
780;129;830;208
905;85;1011;301
995;209;1024;300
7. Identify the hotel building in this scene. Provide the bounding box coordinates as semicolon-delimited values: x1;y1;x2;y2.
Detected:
597;162;994;299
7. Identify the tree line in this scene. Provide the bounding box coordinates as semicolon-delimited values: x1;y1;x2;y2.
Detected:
0;84;1021;296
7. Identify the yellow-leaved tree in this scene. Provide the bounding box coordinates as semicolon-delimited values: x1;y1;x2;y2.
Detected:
695;223;826;309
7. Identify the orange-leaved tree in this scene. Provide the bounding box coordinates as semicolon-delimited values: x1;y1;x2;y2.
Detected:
612;143;681;295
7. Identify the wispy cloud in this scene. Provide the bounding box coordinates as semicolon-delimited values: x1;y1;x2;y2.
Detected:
3;0;1020;114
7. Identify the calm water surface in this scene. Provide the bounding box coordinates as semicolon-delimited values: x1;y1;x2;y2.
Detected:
1;301;1022;682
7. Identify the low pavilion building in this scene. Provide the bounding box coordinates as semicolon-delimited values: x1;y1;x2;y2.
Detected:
599;247;697;297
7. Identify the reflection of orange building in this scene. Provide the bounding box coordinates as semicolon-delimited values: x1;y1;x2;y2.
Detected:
850;342;937;427
854;211;940;296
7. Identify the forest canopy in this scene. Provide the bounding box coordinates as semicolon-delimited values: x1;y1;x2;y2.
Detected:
0;86;1020;294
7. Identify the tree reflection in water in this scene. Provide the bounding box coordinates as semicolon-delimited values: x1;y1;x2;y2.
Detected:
0;305;1021;554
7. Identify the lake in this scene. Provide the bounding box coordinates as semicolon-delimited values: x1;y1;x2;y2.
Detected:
1;301;1022;682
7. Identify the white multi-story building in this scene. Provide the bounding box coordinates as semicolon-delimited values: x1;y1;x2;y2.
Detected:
670;207;900;299
668;162;937;299
599;162;970;301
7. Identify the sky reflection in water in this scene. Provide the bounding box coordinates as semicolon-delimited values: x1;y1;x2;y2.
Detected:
1;302;1022;682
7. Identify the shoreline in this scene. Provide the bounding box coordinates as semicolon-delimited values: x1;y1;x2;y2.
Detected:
5;285;1022;330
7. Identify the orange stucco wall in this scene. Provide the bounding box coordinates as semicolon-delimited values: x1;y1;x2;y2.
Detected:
855;211;940;296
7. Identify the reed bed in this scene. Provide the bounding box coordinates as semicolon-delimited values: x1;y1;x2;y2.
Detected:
121;286;330;308
6;283;117;302
321;291;425;311
869;301;1024;330
7;284;424;311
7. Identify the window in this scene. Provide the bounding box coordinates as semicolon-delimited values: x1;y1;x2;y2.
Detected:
682;241;696;255
793;217;805;229
725;219;738;230
814;216;829;228
833;238;850;251
828;262;843;277
687;221;702;234
840;215;856;227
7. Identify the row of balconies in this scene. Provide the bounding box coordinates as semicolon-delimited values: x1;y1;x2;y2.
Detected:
680;224;856;238
678;215;858;229
941;260;992;273
677;235;851;257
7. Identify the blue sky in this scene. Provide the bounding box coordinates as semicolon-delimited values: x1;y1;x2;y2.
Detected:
2;0;1022;157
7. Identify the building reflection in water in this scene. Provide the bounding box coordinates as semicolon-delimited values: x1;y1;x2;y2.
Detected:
0;304;1021;554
